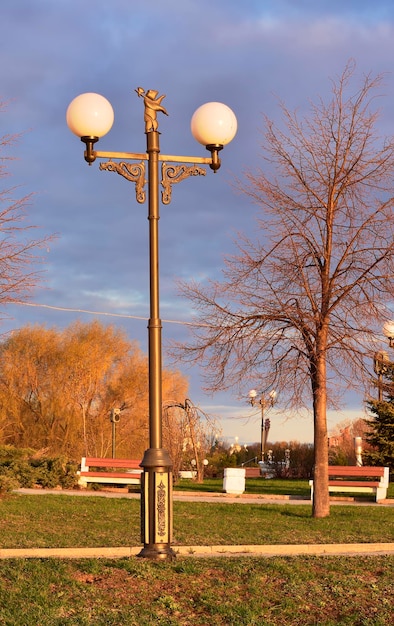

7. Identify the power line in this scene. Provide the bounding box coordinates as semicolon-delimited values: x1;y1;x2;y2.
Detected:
11;300;205;327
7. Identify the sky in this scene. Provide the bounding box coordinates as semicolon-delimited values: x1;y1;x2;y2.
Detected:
1;0;394;447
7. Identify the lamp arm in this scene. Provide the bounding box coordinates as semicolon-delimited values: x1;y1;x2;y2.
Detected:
91;149;217;167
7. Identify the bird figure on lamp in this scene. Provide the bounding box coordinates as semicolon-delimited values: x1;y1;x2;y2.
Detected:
135;87;168;132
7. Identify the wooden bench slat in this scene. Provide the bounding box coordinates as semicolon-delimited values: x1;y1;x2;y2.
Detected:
244;467;261;478
80;471;142;479
80;476;141;485
328;466;385;477
83;458;141;469
328;481;380;488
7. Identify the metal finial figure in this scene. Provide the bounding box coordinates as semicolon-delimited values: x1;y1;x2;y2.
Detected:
136;87;168;132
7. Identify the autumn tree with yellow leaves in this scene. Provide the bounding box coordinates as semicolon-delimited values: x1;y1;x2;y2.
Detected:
0;321;189;460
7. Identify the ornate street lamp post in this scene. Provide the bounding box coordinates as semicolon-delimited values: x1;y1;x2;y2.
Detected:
372;320;394;402
373;350;389;402
248;389;277;462
383;320;394;348
66;88;237;560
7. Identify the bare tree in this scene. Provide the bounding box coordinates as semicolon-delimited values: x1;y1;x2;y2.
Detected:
0;101;54;319
176;62;394;517
163;399;217;483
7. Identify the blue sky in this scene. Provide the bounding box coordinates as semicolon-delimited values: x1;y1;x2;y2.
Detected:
1;0;394;445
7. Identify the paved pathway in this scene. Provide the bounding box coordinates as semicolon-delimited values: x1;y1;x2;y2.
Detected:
2;542;394;560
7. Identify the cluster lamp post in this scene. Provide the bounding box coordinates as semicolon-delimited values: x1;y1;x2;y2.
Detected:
248;388;277;462
372;320;394;403
373;350;390;402
383;320;394;348
66;88;237;560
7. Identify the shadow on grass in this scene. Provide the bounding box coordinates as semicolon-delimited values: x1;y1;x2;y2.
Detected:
279;508;313;519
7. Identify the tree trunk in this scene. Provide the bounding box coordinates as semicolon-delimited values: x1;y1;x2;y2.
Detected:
312;348;330;518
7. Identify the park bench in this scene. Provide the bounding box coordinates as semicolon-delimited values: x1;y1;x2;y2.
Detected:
244;467;261;478
309;466;389;502
78;457;142;488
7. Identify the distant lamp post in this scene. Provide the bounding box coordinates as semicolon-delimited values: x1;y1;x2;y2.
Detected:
248;389;277;461
383;320;394;348
373;350;389;401
110;408;121;458
67;89;237;561
374;319;394;402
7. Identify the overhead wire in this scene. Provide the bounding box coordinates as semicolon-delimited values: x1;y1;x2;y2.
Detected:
10;300;207;326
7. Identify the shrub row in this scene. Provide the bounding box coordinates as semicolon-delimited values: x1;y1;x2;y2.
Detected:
0;445;78;493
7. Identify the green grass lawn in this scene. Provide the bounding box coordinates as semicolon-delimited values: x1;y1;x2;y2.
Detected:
175;477;311;495
175;477;394;499
0;555;393;625
0;493;393;625
0;493;393;548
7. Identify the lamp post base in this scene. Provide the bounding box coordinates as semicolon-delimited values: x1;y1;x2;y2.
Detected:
137;543;176;561
138;447;176;560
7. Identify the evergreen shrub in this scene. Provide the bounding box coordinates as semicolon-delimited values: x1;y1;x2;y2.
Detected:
0;445;78;492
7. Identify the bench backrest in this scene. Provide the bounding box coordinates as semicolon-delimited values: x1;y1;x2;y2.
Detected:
244;467;261;477
81;457;141;470
328;466;389;485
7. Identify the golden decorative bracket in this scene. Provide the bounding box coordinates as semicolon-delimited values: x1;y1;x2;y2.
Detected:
161;163;206;205
98;157;208;205
99;160;147;204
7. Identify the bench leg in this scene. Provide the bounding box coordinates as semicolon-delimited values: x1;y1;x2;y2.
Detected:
376;487;387;502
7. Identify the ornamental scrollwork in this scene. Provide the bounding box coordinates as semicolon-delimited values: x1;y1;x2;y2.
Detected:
156;480;167;538
99;160;147;204
161;163;206;205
